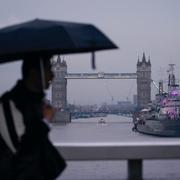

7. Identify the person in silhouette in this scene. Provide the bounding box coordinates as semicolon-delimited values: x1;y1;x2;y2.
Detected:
0;55;66;180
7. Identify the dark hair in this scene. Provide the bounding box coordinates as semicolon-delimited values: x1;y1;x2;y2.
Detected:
22;55;52;79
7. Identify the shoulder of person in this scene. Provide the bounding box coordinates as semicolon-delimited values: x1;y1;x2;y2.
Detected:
0;94;25;154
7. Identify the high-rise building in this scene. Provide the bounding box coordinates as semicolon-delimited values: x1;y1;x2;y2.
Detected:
133;94;137;105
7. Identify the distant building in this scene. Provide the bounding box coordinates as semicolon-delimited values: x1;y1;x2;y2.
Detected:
137;52;151;109
117;101;132;106
133;94;137;105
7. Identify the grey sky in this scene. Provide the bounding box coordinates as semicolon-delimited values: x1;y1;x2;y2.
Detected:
0;0;180;105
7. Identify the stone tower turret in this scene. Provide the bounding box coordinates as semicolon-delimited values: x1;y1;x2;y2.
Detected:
137;52;151;109
51;56;67;111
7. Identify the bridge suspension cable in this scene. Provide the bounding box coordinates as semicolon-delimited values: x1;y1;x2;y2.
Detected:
104;80;114;104
151;79;167;93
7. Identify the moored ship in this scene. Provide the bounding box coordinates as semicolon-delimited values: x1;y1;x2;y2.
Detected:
133;64;180;136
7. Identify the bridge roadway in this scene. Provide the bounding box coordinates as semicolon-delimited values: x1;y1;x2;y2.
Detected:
65;72;137;79
50;121;180;180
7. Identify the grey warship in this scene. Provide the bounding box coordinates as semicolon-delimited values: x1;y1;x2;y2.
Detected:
133;64;180;137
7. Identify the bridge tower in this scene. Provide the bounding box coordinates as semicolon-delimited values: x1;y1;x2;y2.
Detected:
51;56;70;122
52;56;67;110
137;53;151;109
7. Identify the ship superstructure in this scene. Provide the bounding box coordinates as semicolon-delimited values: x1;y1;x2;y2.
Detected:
133;64;180;136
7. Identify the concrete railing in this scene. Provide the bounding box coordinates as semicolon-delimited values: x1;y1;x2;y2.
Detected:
51;123;180;180
55;142;180;180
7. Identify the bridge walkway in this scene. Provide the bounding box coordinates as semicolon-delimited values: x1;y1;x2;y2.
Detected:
65;72;137;79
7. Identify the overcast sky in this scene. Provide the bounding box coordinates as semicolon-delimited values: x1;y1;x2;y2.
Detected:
0;0;180;105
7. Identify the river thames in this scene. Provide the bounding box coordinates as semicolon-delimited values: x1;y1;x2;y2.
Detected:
53;115;180;180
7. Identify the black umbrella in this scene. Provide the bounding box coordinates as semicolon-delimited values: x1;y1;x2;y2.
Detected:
0;19;118;67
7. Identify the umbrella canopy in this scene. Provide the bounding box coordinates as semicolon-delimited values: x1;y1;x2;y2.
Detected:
0;19;118;64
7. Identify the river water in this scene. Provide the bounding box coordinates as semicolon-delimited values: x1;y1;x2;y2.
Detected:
55;115;180;180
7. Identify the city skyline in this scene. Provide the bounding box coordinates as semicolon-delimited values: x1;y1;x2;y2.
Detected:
0;0;180;104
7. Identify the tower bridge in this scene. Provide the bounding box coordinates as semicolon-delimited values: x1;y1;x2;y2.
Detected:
52;53;151;123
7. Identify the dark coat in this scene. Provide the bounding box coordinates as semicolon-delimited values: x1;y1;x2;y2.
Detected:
0;81;66;180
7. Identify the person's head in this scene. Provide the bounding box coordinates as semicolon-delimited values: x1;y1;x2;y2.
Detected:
22;55;54;92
